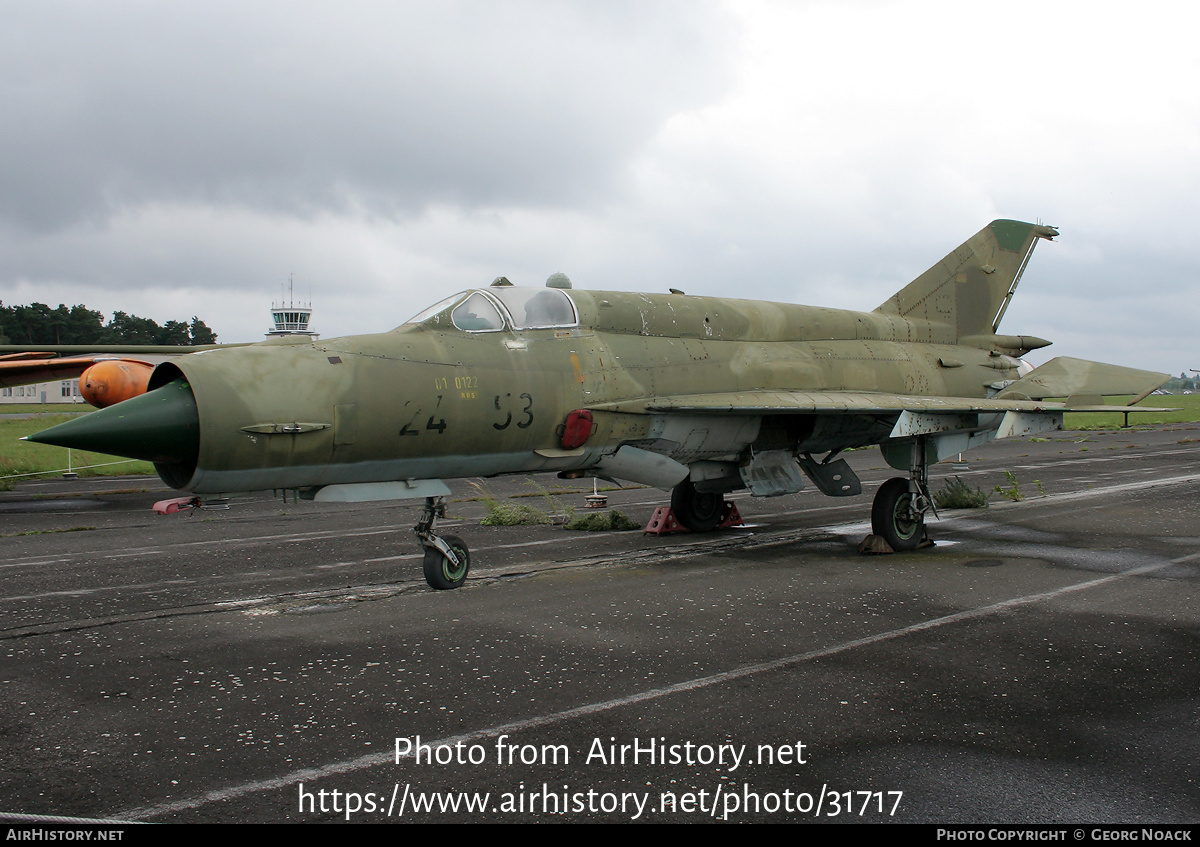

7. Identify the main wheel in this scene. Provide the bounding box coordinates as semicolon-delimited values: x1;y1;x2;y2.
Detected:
670;479;725;533
423;534;470;590
871;477;923;552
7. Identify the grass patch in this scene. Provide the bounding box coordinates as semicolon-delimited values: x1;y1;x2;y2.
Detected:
480;500;555;526
993;470;1025;501
0;403;91;415
470;479;641;530
933;476;989;509
991;470;1045;502
471;479;573;526
564;510;639;531
1063;394;1200;430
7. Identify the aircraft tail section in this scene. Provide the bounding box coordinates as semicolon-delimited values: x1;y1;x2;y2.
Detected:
875;219;1059;339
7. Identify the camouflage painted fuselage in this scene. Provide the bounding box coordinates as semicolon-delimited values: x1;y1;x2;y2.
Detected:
30;220;1166;500
148;287;1022;494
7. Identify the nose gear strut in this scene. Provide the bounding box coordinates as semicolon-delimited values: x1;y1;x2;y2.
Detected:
414;495;470;589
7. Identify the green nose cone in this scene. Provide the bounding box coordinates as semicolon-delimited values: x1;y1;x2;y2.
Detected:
24;378;200;465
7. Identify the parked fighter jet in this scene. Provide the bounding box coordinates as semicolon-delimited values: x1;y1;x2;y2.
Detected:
26;220;1167;589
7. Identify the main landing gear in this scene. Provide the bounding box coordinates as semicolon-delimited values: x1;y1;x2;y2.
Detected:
870;438;936;552
415;495;470;590
871;478;927;551
670;479;726;533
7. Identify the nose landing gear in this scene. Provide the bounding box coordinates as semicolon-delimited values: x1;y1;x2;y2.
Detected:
415;496;470;589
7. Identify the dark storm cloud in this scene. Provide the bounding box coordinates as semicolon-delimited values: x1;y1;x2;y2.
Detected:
0;0;734;230
1;1;1192;374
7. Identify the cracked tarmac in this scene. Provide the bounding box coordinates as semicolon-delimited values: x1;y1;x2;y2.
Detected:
2;425;1199;823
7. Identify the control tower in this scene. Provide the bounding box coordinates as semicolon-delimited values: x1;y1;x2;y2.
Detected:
267;275;319;339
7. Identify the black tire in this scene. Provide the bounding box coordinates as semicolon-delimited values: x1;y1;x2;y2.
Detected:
871;477;923;551
670;479;725;533
423;534;470;590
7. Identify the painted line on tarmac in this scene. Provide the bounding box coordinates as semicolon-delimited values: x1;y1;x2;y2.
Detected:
114;547;1200;821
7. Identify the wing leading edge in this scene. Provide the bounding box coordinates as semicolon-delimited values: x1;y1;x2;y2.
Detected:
0;353;150;389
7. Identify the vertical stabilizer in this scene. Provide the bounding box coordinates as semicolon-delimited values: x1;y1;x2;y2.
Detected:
874;220;1058;339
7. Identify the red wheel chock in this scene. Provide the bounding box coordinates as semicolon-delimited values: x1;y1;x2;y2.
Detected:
643;502;743;535
153;496;201;515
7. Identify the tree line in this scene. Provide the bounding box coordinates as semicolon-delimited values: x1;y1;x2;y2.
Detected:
1165;374;1197;392
0;302;217;346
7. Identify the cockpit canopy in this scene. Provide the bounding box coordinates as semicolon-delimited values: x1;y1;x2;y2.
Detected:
405;286;578;332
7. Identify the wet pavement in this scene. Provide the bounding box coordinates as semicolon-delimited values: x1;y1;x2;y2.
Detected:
1;424;1198;822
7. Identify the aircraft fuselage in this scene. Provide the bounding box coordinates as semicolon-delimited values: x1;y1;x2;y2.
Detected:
146;288;1021;495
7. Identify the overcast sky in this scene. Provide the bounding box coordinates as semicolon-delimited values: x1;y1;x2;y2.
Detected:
2;0;1196;373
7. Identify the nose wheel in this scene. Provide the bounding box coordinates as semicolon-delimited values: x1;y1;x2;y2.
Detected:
415;496;470;589
422;534;470;590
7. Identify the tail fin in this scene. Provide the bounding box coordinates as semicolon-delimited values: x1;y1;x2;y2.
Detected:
874;220;1058;340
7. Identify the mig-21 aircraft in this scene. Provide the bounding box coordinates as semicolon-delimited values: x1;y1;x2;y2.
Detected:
25;220;1167;589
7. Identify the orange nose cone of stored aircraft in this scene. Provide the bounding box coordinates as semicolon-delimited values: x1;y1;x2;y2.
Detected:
80;359;154;408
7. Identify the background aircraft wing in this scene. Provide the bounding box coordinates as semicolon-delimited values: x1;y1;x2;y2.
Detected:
0;343;250;406
0;353;152;389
